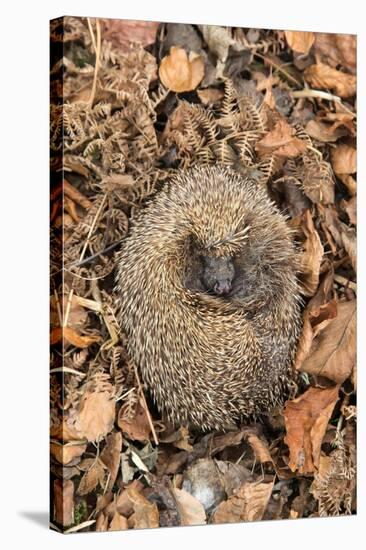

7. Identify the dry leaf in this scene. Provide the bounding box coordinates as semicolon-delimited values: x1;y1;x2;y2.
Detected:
182;459;226;513
285;31;315;54
127;486;159;529
304;63;356;98
197;87;224;105
118;399;151;441
77;390;115;442
101;19;159;51
78;458;106;496
305;119;349;143
331;144;356;175
255;119;307;158
108;512;128;531
50;326;101;348
212;479;274;523
116;480;144;517
50;442;87;465
284;386;340;474
159;46;204;92
50;295;88;328
300;300;356;384
313;33;356;74
95;512;109;532
337;174;356;196
172;488;206;526
100;431;122;491
298;210;324;296
53;479;74;527
341;196;356;225
243;429;273;464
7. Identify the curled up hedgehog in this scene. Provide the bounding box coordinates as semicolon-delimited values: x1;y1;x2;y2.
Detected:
115;165;301;431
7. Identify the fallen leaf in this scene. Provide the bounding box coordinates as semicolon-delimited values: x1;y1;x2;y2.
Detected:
182;459;225;513
50;326;101;348
108;511;128;531
127;486;159;529
244;429;273;464
78;458;106;496
118;399;151;441
116;480;144;517
76;390;115;442
212;479;274;523
304;63;356;98
341;196;356;225
305;119;349;143
298;210;324;296
197;87;224;105
255;119;307;158
50;442;87;465
50;295;88;328
100;431;122;491
300;300;356;384
100;19;159;51
173;488;207;526
95;512;108;532
337;174;356;196
215;460;251;496
284;386;340;474
53;479;74;527
313;33;356;74
331;144;356;175
159;46;204;92
285;31;314;54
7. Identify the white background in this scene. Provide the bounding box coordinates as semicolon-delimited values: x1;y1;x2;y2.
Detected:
0;1;364;548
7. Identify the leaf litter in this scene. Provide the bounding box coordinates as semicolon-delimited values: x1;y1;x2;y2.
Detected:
50;17;356;531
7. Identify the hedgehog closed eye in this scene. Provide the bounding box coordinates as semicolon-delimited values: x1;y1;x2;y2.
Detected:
115;164;302;430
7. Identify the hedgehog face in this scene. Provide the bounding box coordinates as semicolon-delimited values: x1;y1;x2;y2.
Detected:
201;255;235;295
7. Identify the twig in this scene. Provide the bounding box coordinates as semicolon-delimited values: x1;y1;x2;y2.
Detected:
66;240;121;269
88;18;101;108
79;193;107;264
292;89;356;116
50;367;86;377
254;52;302;88
334;274;357;292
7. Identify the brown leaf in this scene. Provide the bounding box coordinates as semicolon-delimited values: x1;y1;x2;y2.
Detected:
300;300;356;384
53;479;74;527
331;144;356;175
127;486;159;529
108;512;128;531
116;480;144;517
118;399;151;441
298;210;324;296
313;33;356;74
305;119;349;143
78;458;106;496
304;63;356;98
284;386;340;474
50;294;88;328
100;431;122;491
100;19;159;51
212;479;274;523
50;442;87;465
159;46;204;92
50;326;101;348
285;31;315;54
197;87;224;105
243;429;273;464
341;196;356;225
255;119;307;158
172;488;206;526
77;390;115;442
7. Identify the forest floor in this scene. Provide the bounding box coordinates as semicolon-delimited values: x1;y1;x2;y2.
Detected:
50;18;356;532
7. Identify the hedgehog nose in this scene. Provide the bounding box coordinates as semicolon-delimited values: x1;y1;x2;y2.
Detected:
214;279;232;295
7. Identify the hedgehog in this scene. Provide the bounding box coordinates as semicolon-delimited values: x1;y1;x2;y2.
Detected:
115;165;301;431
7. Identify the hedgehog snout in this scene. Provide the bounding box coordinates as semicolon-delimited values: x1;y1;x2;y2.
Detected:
213;279;232;295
